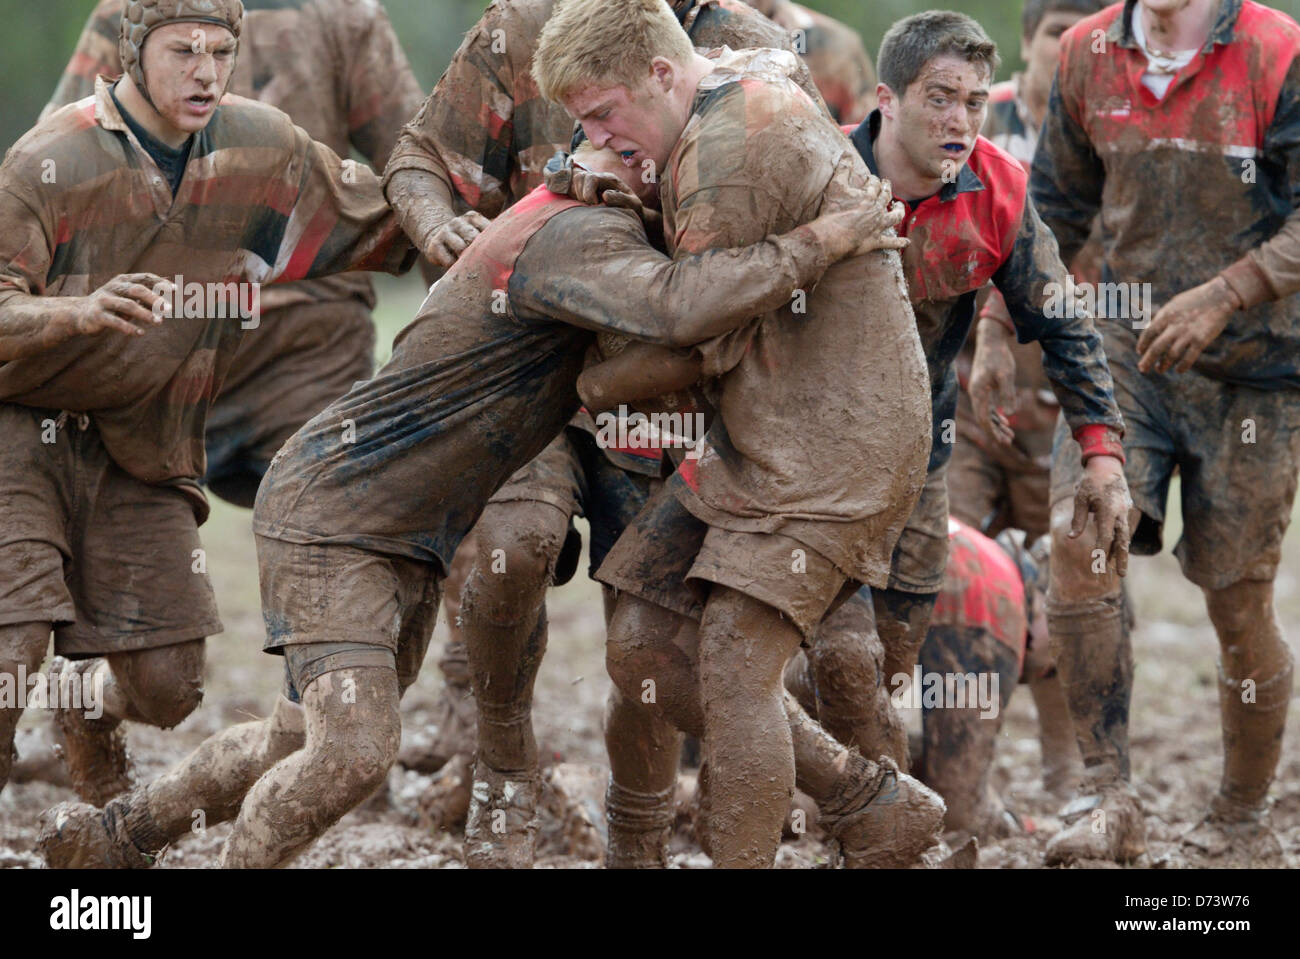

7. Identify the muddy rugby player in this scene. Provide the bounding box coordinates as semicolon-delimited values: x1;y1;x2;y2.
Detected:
14;0;426;804
37;140;908;867
787;10;1128;775
0;0;415;804
1034;0;1300;866
945;0;1109;802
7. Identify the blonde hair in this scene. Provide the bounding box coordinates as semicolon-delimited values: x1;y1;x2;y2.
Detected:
533;0;696;104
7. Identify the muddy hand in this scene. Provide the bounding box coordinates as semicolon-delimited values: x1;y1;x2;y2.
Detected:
853;178;907;254
806;182;909;263
1069;454;1132;576
67;273;174;338
565;165;632;208
969;311;1017;446
1136;276;1240;375
425;212;491;268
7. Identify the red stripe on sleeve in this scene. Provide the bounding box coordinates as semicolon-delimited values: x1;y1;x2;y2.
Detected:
279;206;338;282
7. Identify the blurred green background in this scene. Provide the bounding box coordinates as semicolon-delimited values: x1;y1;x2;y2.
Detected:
8;0;1300;152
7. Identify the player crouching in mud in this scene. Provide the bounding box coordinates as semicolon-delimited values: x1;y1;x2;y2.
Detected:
38;138;906;868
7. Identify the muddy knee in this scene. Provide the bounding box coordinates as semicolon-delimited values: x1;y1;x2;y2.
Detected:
607;594;679;700
809;596;884;711
462;503;568;626
107;640;206;729
305;669;401;802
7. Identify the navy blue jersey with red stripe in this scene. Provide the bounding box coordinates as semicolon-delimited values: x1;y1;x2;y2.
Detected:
847;113;1123;471
1032;0;1300;390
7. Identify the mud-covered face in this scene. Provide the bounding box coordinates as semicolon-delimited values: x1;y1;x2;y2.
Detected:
892;54;990;183
140;22;237;136
1021;11;1088;107
563;60;690;180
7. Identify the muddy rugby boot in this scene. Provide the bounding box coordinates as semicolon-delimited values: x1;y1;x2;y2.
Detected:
820;756;945;868
1181;795;1288;866
1045;774;1146;865
39;799;160;869
463;762;540;868
605;779;675;868
50;658;133;806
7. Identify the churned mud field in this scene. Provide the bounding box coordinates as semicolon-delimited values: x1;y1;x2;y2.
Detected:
3;278;1297;870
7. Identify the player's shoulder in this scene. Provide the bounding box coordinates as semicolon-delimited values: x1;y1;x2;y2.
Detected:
1236;0;1300;57
477;0;557;34
694;0;796;54
3;98;103;174
307;0;395;29
969;135;1029;191
698;47;819;114
210;93;304;149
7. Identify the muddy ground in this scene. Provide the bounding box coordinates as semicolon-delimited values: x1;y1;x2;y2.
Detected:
2;276;1297;869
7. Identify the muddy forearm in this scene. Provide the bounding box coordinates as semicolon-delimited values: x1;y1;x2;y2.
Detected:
641;227;832;346
1219;215;1300;310
515;209;830;346
383;168;459;258
0;294;78;361
1222;64;1300;307
578;343;702;413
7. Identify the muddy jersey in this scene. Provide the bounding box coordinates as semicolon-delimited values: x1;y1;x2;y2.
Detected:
252;184;834;569
44;0;424;314
0;78;414;488
932;518;1028;673
1033;0;1300;390
657;48;931;586
381;0;823;220
766;0;876;124
847;112;1124;474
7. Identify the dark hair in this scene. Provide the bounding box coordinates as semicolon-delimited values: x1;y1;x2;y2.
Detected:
877;11;1000;97
1021;0;1108;41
